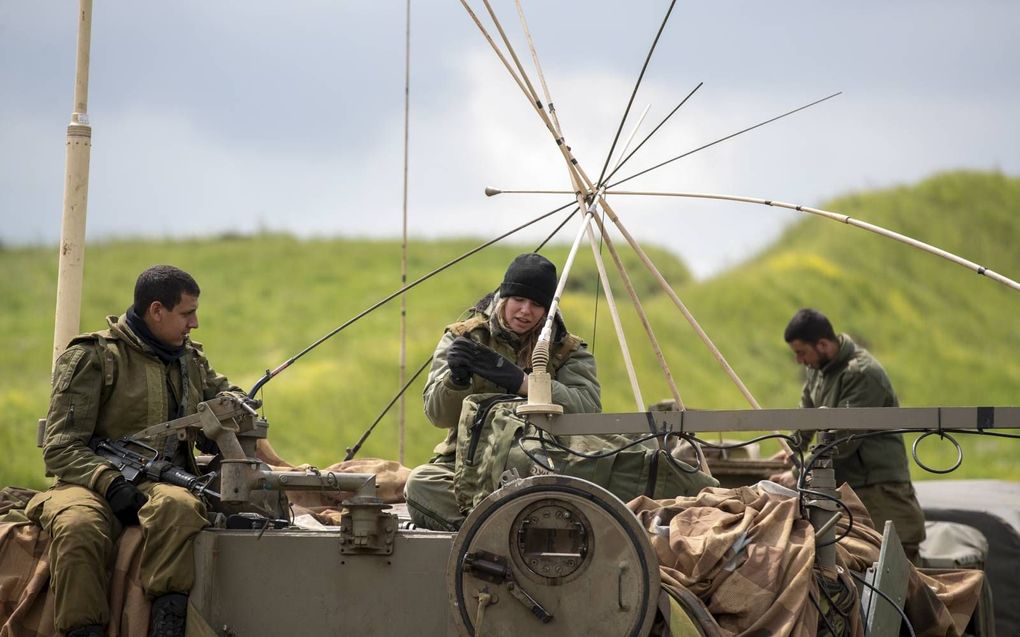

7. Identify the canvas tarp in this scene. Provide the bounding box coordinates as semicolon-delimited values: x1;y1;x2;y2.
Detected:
629;483;985;637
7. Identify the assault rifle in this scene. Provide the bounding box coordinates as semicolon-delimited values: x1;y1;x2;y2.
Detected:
90;436;220;499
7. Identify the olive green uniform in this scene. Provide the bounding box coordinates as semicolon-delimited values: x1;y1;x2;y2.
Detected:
26;314;236;632
405;295;601;530
797;334;925;558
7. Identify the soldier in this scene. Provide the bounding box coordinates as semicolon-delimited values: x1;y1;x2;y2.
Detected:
405;253;601;530
405;253;716;531
26;265;242;637
773;308;926;562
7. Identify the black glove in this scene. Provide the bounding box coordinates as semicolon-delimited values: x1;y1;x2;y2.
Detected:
445;336;475;387
195;431;220;455
456;337;526;393
105;476;148;526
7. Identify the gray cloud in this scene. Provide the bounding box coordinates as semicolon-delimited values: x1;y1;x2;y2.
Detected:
2;1;1017;277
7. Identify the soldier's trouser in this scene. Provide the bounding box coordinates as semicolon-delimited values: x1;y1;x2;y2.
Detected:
26;481;208;632
404;455;462;532
854;481;926;564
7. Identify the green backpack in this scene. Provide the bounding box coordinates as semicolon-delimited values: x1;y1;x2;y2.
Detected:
452;394;718;513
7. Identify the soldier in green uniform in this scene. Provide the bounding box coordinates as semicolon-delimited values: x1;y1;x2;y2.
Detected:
26;265;241;637
405;253;601;530
405;253;716;531
774;308;926;562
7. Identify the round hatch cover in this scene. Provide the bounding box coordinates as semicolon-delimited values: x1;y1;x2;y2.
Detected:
448;475;659;637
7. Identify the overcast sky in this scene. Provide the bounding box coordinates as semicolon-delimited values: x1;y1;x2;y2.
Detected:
2;1;1017;277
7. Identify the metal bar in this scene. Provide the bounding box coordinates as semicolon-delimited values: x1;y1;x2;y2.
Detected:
537;407;1020;436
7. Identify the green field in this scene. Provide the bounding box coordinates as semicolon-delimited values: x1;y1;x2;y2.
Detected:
2;170;1018;489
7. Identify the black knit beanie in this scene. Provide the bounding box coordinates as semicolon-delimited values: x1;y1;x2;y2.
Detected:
499;253;557;309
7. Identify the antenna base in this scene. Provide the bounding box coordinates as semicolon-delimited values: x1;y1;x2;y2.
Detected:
516;371;564;415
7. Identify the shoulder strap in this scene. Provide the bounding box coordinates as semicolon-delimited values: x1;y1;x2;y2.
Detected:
548;333;583;373
67;331;119;388
94;333;118;388
447;315;489;338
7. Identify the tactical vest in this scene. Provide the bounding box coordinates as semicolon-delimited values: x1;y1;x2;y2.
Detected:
60;327;210;442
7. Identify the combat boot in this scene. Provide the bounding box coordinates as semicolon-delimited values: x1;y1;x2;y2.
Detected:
66;625;104;637
149;592;187;637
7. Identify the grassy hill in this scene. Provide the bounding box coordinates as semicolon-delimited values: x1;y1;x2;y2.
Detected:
1;170;1017;488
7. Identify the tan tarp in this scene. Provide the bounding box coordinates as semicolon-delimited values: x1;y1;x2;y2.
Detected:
0;521;147;637
281;458;411;509
0;458;410;636
2;475;983;636
629;483;984;637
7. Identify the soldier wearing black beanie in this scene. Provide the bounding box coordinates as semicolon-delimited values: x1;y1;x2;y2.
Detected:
499;253;557;309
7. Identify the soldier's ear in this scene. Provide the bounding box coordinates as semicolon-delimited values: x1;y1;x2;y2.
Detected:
147;300;166;320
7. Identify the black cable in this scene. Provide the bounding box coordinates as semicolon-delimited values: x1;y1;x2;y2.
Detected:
248;201;575;396
514;429;710;474
797;426;1020;481
684;431;806;473
607;92;842;190
807;590;841;637
955;429;1020;440
660;433;703;474
517;431;665;460
818;572;858;637
344;356;432;461
601;81;703;187
848;570;917;637
534;207;579;251
816;573;853;623
691;431;802;453
594;0;679;190
343;201;583;460
799;487;855;547
910;430;963;474
799;428;917;481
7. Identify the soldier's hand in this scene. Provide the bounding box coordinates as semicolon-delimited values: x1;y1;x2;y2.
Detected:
768;470;798;489
106;477;148;526
445;336;475;387
465;343;526;394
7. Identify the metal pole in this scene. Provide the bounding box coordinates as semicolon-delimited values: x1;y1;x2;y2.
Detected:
397;0;411;465
53;0;94;368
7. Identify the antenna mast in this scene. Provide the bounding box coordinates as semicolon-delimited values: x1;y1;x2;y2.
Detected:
397;0;412;464
53;0;95;368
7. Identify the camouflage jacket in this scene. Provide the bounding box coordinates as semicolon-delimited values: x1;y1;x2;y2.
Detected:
42;314;238;494
424;294;601;455
797;334;911;487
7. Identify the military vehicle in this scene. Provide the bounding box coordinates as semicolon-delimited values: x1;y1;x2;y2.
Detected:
3;2;1019;637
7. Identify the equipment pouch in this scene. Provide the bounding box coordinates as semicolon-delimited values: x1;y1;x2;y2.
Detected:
505;432;719;505
453;394;523;513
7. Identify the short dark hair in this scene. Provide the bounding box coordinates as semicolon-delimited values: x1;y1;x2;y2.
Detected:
133;265;200;316
784;308;837;344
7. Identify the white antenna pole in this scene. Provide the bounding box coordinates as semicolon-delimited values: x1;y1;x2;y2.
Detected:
398;0;412;464
488;188;1020;294
53;0;94;369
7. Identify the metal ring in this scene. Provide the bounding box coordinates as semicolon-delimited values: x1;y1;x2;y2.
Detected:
912;430;963;474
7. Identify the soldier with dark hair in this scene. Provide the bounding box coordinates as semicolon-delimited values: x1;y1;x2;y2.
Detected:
27;265;241;637
774;308;926;562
